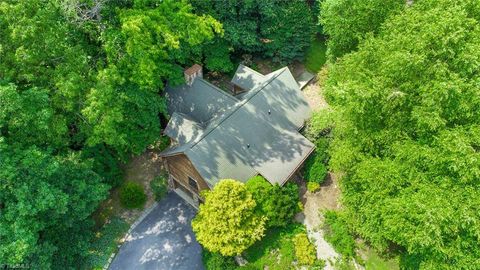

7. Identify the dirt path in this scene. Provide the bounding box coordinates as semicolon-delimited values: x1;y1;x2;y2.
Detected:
296;174;341;269
302;79;329;111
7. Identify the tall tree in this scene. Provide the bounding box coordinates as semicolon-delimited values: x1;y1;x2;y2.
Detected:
192;0;315;63
324;0;480;268
0;143;108;268
320;0;404;60
83;0;222;155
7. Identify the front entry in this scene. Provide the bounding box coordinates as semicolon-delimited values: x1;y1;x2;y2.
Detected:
171;177;199;209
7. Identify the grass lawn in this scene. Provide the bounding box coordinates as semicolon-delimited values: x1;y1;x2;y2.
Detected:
364;249;399;270
243;223;305;270
305;37;327;73
357;242;399;270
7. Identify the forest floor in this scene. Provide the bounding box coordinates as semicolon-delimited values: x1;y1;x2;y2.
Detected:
93;150;165;228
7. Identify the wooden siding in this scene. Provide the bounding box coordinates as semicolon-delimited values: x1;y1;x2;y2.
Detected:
164;154;210;194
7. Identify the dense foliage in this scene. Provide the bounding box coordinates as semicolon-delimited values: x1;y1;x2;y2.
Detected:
246;176;299;228
293;233;317;266
303;138;329;185
243;223;305;270
119;182;147;209
0;0;222;268
320;0;404;60
84;217;130;269
83;0;222;155
192;179;266;256
0;143;108;268
202;250;237;270
150;174;168;201
323;211;356;258
324;0;480;268
192;0;315;64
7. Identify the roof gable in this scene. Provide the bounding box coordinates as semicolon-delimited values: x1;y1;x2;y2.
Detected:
231;64;266;91
164;112;204;145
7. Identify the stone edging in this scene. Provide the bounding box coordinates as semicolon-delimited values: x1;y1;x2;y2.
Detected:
102;201;159;270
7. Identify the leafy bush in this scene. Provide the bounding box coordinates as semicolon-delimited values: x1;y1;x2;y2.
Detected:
303;153;328;184
150;174;168;201
202;250;237;270
324;211;356;258
153;135;170;151
293;233;317;266
119;182;147;209
243;223;304;270
307;182;320;193
192;179;266;256
305;110;334;141
84;218;130;269
312;259;327;269
246;176;299;228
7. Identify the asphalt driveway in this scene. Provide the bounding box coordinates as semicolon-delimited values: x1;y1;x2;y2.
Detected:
109;192;204;270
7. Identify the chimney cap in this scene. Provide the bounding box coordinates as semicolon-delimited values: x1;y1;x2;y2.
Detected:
184;64;202;76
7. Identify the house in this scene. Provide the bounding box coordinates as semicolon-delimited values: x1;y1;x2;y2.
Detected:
160;64;315;207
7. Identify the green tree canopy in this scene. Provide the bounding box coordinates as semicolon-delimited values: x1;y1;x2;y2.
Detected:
192;179;266;256
0;143;108;268
82;0;222;155
192;0;315;63
320;0;404;60
246;176;299;228
324;0;480;268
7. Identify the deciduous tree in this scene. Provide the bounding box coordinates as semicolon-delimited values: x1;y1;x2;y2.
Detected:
320;0;404;60
324;0;480;268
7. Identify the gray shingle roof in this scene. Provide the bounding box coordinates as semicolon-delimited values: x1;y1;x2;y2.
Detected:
165;78;237;124
231;64;266;91
164;112;203;145
162;66;314;187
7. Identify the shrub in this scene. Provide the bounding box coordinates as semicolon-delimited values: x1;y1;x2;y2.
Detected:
202;250;237;270
153;135;170;151
305;109;334;141
84;218;129;269
312;259;327;269
307;182;320;193
324;211;356;258
293;233;317;266
243;223;305;269
192;179;266;256
246;176;299;228
150;174;168;201
303;152;328;184
119;182;147;209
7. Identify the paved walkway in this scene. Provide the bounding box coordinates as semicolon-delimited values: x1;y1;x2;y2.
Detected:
109;192;204;270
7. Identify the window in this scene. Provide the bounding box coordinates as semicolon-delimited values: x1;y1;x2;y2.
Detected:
188;176;198;191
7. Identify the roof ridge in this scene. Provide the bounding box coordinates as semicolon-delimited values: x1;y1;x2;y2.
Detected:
187;68;288;149
237;64;266;78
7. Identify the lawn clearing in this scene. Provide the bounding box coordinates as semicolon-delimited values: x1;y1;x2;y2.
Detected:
357;241;400;270
305;37;327;73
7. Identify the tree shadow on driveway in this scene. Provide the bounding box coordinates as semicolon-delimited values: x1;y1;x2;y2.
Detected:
109;192;204;270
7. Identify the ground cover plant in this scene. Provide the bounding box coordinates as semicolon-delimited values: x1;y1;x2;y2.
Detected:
119;182;147;209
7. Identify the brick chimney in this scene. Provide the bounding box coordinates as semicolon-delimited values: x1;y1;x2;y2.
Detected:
184;64;203;86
